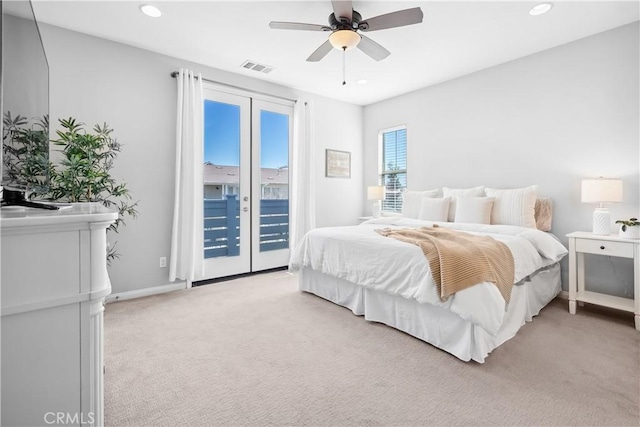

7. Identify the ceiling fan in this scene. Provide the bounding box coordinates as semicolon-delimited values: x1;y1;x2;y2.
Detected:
269;0;424;63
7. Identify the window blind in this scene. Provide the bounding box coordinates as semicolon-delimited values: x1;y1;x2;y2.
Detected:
380;128;407;212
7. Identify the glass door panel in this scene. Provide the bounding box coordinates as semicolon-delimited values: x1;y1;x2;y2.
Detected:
259;110;289;253
203;100;240;259
251;100;293;271
201;90;251;280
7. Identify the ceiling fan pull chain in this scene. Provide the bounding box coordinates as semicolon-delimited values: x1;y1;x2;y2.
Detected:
342;47;347;86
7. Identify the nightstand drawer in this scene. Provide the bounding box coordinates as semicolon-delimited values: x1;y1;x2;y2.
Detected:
575;239;634;258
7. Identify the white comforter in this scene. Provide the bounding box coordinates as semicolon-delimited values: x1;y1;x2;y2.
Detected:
289;218;568;336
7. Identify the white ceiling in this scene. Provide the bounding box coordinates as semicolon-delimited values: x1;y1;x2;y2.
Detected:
23;0;640;105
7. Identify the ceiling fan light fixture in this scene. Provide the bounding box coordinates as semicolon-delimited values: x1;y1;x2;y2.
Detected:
329;30;361;50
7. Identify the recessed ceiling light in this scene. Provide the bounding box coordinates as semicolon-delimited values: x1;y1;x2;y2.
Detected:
139;4;162;18
529;3;553;16
356;79;368;85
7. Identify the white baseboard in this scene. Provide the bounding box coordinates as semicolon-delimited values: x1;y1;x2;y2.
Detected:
106;282;187;303
106;283;569;304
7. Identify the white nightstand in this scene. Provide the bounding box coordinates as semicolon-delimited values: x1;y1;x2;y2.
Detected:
566;231;640;330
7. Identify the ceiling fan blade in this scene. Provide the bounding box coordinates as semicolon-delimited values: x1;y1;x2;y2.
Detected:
357;34;390;61
359;7;424;32
306;40;334;62
269;21;331;31
331;0;353;21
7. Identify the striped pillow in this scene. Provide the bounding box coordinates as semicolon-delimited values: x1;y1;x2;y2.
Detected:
485;185;538;228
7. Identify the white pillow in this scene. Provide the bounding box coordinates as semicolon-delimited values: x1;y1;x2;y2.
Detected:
454;197;494;224
442;186;485;222
418;197;451;222
402;190;440;219
485;185;538;228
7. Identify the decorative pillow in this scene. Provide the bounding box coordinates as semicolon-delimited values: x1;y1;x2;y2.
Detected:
418;197;451;222
534;197;553;232
454;197;494;224
485;185;538;228
442;186;485;222
402;189;440;219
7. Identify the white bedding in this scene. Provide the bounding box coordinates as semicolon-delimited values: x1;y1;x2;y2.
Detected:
289;218;568;336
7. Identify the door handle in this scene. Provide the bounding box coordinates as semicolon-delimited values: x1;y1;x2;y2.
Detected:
243;207;249;212
243;196;249;202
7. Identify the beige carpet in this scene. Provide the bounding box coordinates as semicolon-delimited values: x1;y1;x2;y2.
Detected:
104;271;640;426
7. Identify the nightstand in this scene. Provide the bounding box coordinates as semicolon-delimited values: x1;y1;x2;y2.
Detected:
566;232;640;330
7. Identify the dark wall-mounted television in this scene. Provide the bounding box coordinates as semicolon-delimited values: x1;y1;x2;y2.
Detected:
1;0;56;209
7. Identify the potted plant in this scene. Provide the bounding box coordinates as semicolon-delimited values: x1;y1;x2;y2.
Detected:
2;114;137;262
48;117;138;263
615;217;640;239
2;112;51;197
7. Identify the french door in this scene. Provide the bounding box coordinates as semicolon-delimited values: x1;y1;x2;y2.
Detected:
200;88;293;281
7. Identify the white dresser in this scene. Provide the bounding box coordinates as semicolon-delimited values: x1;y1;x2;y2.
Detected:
1;203;117;426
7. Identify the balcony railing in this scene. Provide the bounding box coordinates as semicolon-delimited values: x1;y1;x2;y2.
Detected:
204;195;289;259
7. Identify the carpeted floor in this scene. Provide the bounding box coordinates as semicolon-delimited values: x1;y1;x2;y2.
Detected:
104;271;640;426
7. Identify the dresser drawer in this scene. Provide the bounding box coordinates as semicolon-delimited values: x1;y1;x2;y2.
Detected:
575;239;634;258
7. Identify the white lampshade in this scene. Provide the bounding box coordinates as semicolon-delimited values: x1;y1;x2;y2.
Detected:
367;186;385;201
329;30;361;50
581;178;623;204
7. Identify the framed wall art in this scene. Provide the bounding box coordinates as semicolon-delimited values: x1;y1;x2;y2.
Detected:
325;149;351;178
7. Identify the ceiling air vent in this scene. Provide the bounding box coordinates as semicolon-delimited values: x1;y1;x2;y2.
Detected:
240;60;274;74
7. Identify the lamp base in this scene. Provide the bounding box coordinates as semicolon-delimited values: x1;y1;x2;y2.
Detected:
372;201;381;218
592;208;611;235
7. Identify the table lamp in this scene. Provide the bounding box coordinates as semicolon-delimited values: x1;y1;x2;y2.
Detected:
367;186;385;218
581;178;623;235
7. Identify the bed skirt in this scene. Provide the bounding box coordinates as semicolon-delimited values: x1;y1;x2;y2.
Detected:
299;264;561;363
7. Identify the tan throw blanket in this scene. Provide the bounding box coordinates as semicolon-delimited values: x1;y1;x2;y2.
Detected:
376;226;515;302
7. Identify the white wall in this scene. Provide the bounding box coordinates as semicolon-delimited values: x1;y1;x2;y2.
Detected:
313;97;364;226
3;14;48;121
39;23;363;294
363;22;639;296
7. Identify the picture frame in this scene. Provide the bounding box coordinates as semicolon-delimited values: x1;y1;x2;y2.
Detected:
325;149;351;178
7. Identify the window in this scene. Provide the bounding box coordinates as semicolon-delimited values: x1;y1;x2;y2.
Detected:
379;126;407;212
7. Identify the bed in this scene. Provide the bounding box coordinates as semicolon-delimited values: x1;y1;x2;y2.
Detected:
289;193;568;363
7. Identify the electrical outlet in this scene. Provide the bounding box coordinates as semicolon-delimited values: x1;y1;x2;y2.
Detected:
159;257;167;268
